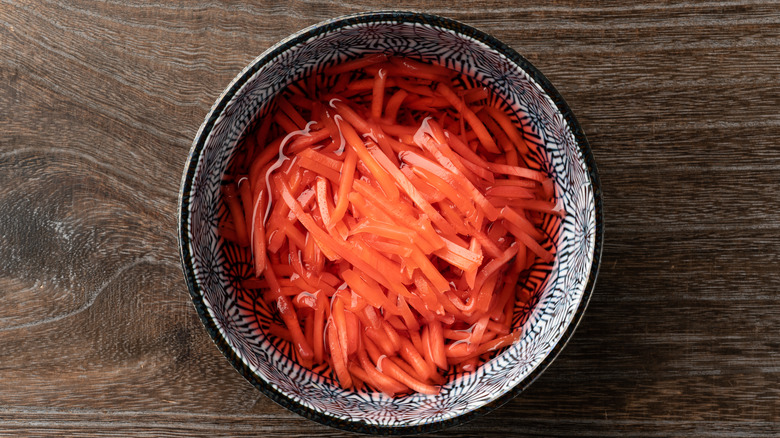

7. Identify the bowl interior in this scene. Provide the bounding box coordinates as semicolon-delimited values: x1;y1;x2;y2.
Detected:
180;12;600;433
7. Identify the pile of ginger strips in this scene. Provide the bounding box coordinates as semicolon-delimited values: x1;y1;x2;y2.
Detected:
219;54;563;396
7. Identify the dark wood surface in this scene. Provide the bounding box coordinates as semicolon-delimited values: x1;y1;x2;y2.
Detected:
2;1;779;436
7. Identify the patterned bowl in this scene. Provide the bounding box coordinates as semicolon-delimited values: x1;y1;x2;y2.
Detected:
178;11;603;434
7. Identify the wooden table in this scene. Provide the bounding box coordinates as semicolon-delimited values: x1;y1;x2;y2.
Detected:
2;1;778;436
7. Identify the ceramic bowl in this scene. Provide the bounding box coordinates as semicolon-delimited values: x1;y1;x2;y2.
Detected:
178;11;603;434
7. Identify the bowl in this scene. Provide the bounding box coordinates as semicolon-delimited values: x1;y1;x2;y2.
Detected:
178;11;603;434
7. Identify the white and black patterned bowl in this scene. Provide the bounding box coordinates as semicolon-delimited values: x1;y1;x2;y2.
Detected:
178;11;603;434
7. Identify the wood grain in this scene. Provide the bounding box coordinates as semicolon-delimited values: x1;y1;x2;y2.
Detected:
1;0;779;436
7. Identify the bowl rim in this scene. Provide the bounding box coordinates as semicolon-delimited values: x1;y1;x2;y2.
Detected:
178;10;604;435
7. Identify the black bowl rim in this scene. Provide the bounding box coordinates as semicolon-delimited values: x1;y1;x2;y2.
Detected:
178;10;604;435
